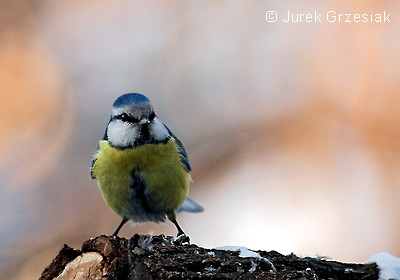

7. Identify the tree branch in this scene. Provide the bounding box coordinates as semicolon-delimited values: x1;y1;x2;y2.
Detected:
39;234;379;279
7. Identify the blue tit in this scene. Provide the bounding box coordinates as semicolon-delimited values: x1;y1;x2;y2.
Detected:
91;93;203;237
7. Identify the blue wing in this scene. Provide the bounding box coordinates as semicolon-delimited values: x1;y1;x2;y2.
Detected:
164;125;191;172
91;127;109;179
90;152;98;179
176;145;191;172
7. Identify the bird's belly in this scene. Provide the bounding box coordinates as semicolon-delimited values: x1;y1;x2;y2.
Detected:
92;140;190;222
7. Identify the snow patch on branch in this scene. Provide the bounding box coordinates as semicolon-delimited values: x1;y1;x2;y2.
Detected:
367;252;400;280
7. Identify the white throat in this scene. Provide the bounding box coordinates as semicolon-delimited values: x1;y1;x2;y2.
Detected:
107;117;170;148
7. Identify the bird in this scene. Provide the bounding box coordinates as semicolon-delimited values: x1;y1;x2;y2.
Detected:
91;93;203;237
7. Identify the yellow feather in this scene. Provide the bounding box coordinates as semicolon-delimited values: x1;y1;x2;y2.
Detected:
91;138;190;221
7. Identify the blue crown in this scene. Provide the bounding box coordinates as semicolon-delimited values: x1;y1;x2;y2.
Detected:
113;93;150;108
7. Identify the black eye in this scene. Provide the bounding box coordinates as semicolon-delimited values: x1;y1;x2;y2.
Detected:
149;111;156;121
119;113;139;123
120;113;129;122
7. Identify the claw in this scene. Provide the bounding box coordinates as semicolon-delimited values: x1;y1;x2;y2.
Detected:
173;234;190;245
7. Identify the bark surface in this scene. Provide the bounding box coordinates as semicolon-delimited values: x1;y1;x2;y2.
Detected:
39;234;379;279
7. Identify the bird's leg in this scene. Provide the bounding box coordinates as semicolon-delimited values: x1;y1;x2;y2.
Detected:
167;212;190;244
172;218;185;237
171;218;190;245
113;218;128;236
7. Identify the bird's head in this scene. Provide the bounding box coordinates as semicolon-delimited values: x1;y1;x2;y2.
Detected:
106;93;170;148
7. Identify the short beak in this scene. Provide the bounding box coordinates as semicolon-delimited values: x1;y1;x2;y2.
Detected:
139;117;150;125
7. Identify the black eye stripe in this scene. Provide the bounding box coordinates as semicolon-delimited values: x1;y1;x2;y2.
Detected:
114;113;139;123
112;112;155;123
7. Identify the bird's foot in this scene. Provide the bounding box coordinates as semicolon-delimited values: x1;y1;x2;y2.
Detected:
173;233;190;245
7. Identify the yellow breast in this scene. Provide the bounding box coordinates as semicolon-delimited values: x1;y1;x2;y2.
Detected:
91;138;191;220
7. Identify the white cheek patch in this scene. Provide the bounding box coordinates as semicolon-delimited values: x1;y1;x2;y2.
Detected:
107;120;139;147
150;118;170;141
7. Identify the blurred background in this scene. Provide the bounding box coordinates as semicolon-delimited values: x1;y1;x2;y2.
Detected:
1;0;400;278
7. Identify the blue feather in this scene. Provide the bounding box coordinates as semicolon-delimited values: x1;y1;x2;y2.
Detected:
163;125;191;172
177;146;191;172
90;127;108;179
113;93;150;108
